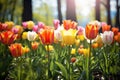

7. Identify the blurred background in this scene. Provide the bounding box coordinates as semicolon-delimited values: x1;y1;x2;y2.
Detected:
0;0;120;27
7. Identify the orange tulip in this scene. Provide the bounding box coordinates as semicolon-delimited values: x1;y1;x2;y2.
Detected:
0;31;17;45
102;24;111;33
31;41;39;50
85;24;98;40
114;32;120;43
63;20;77;30
112;27;119;35
92;43;98;48
9;43;24;57
38;27;54;45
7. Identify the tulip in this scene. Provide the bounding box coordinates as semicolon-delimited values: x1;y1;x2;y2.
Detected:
101;23;111;33
39;27;54;45
71;57;76;63
27;31;37;41
5;21;14;30
22;22;28;29
71;48;76;55
31;41;39;50
27;21;34;30
53;19;60;30
22;32;28;39
32;25;38;32
38;22;45;29
114;32;120;43
85;24;99;40
9;43;24;57
101;31;114;45
54;26;63;43
23;46;30;53
111;27;119;35
0;23;7;31
61;29;77;45
63;20;77;30
94;35;103;47
0;31;17;45
92;43;99;48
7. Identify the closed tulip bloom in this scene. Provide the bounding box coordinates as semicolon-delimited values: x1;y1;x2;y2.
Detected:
5;21;14;30
27;21;34;30
111;27;119;35
22;32;28;39
71;57;76;63
31;41;39;50
39;28;54;45
53;19;60;30
0;23;7;31
9;43;24;57
101;31;114;45
114;32;120;43
61;29;77;45
0;31;17;45
71;48;76;55
27;31;37;41
85;24;98;40
101;23;111;33
63;20;77;30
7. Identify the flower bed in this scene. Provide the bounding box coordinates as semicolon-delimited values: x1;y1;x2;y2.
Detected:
0;20;120;80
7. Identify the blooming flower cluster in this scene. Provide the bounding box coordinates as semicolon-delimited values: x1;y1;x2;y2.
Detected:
0;20;120;80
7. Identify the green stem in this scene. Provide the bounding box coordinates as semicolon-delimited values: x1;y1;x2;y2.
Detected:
68;45;71;80
86;40;92;80
47;45;50;79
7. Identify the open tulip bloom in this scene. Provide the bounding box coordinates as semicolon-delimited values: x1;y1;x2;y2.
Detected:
0;20;120;80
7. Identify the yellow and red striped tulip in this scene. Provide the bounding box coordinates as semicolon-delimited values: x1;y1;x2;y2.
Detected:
38;27;54;45
85;24;98;40
9;43;24;57
63;20;77;30
0;31;17;45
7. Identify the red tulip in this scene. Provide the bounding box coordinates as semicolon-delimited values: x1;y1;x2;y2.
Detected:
0;31;17;45
85;24;98;40
39;27;54;45
9;43;24;57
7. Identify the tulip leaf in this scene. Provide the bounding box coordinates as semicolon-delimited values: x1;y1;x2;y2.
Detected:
55;61;68;79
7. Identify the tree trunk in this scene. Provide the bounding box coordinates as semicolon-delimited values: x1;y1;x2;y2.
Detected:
11;0;17;21
95;0;100;21
66;0;77;21
57;0;62;24
115;0;120;27
22;0;32;21
107;0;111;25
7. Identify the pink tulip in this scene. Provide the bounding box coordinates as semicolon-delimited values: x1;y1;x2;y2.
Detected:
38;22;45;29
53;19;60;30
12;27;19;34
33;25;38;32
22;22;28;29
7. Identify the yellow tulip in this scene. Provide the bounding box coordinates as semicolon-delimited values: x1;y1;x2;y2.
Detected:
77;35;85;41
61;29;77;45
22;32;28;39
71;48;76;55
83;48;90;57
